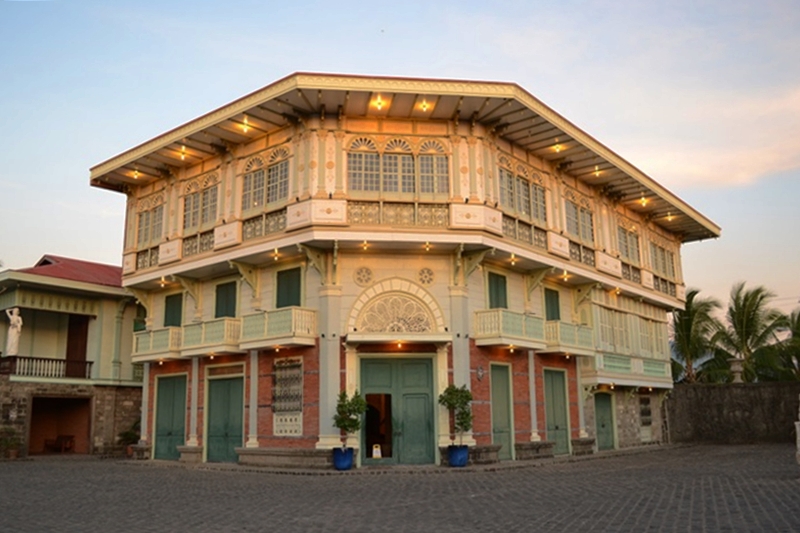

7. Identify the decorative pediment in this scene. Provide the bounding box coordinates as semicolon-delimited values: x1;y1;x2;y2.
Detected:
355;293;433;333
348;277;445;334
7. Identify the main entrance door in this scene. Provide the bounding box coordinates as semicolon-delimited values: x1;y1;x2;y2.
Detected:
544;369;570;455
206;377;244;463
491;365;513;460
361;359;434;465
154;375;187;460
594;393;615;451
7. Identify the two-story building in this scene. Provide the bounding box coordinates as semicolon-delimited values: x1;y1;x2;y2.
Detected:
0;255;142;456
89;73;719;467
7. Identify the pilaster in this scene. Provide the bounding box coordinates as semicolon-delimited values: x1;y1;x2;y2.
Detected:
187;357;200;446
246;350;259;447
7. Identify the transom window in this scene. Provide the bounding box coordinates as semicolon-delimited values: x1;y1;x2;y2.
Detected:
498;166;547;225
183;176;218;233
137;204;163;249
347;137;449;197
618;226;640;265
242;149;290;211
565;199;594;246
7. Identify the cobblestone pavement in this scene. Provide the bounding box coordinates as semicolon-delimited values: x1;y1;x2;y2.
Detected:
1;444;798;533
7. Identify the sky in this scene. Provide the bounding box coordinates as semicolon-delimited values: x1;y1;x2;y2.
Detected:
0;0;798;314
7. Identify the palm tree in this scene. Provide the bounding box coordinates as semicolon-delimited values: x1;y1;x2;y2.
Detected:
670;289;721;383
714;282;788;382
756;309;800;381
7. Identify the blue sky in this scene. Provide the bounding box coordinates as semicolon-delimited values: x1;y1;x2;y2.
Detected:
1;0;798;313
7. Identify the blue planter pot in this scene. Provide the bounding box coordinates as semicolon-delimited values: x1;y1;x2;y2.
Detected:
333;447;354;471
447;445;469;467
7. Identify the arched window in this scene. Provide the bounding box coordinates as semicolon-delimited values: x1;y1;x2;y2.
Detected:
498;163;546;226
183;175;218;232
347;137;449;198
242;148;290;212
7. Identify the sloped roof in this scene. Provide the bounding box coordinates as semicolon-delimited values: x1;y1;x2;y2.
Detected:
16;255;122;288
90;72;720;242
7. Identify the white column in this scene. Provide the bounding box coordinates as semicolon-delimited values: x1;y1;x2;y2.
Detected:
246;350;259;447
449;285;470;388
139;363;150;444
315;285;344;449
187;357;200;446
529;350;541;441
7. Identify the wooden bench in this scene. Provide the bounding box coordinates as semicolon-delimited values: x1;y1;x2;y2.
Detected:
44;435;75;453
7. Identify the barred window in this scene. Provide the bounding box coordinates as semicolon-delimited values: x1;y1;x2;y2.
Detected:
273;357;303;413
137;204;163;248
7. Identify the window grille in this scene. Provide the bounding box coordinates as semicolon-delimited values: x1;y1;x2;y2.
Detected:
273;357;303;413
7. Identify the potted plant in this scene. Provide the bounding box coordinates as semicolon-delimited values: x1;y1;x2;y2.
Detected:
0;426;21;459
117;420;140;458
332;390;367;471
438;384;473;467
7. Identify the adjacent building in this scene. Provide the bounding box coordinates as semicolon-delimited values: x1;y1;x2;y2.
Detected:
89;73;720;466
0;255;142;456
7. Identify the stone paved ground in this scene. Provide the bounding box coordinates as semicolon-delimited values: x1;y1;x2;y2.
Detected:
0;444;798;532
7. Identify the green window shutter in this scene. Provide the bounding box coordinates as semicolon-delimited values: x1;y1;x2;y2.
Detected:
488;272;508;309
215;282;237;318
276;267;302;308
164;294;183;327
545;288;561;321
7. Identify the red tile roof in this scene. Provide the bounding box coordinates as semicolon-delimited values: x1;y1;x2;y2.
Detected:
16;255;122;288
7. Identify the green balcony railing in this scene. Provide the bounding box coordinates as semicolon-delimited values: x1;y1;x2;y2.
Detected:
132;327;182;356
544;321;594;351
473;309;545;345
240;307;317;346
182;317;241;350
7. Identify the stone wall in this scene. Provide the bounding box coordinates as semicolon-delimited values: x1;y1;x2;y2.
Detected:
0;375;142;456
667;383;800;444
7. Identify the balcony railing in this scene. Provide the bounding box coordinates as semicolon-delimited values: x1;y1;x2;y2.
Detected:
133;327;182;357
182;317;242;352
473;309;545;348
544;321;594;352
240;307;318;348
0;356;93;379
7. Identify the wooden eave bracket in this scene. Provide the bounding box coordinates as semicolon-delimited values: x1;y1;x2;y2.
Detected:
127;288;152;316
462;248;493;283
229;260;260;297
297;243;327;284
171;275;201;305
574;283;601;307
525;268;550;299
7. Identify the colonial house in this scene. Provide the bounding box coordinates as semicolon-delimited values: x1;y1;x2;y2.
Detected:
89;73;720;467
0;255;142;456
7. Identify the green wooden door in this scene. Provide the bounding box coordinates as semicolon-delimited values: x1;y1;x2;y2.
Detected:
544;369;569;455
206;377;244;463
595;393;615;451
488;272;508;309
215;282;237;318
164;293;183;327
491;365;513;460
361;359;434;465
154;376;186;460
545;288;561;321
276;267;302;308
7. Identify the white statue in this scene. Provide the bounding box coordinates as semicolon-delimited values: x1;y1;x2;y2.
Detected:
5;307;22;356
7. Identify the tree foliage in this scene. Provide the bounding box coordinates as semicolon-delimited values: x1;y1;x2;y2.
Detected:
670;289;720;383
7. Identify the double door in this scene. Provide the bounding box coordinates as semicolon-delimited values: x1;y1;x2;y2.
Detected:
361;359;434;465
